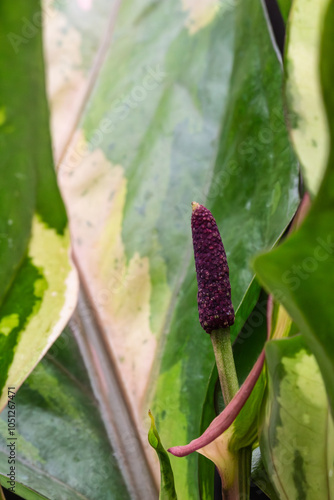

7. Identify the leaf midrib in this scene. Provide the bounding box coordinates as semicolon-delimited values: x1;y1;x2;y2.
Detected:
45;353;98;407
55;0;122;171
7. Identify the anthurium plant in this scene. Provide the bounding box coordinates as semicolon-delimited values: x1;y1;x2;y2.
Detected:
0;0;333;500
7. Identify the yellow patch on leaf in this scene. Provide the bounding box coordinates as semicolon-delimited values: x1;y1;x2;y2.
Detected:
0;314;19;337
59;133;157;410
182;0;221;34
0;216;78;409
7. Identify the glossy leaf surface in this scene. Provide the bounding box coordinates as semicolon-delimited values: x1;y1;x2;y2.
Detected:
0;0;78;410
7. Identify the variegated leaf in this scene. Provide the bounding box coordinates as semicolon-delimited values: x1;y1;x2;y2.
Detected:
0;0;78;410
285;0;329;196
260;335;334;499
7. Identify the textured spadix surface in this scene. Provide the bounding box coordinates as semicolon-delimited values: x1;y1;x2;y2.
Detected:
191;203;234;333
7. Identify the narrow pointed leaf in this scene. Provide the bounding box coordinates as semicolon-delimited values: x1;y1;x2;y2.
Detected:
0;329;131;500
148;411;177;500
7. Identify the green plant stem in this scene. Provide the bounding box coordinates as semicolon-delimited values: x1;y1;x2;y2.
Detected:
211;328;239;406
211;328;251;500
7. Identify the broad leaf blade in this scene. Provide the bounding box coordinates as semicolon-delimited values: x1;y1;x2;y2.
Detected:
260;335;334;499
0;3;37;304
0;329;131;500
0;0;78;409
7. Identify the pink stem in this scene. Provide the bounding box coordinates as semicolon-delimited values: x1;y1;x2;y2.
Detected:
168;349;265;457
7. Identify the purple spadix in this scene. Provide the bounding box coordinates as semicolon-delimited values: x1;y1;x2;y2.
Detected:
191;202;234;334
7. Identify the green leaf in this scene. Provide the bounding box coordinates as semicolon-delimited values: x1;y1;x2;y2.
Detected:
253;0;334;416
269;299;297;340
0;329;131;500
284;0;329;196
229;295;299;454
0;1;78;409
229;372;266;452
259;335;334;499
148;411;177;500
